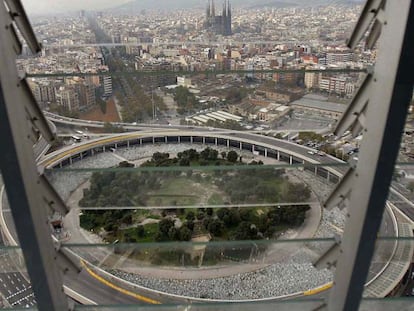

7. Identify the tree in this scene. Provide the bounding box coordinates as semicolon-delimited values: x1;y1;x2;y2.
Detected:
239;208;253;221
119;161;134;168
179;226;192;241
136;225;145;237
159;218;175;235
121;214;133;225
168;227;179;240
234;221;258;240
225;87;249;104
152;152;170;164
104;222;115;232
196;211;205;220
217;208;228;220
227;150;238;163
174;86;198;114
185;220;195;231
221;151;227;159
186;211;195;221
228;208;241;226
208;219;224;236
200;147;218;161
179;157;190;166
298;132;324;142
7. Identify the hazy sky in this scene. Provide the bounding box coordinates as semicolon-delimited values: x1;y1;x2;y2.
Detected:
21;0;131;14
21;0;360;15
21;0;209;14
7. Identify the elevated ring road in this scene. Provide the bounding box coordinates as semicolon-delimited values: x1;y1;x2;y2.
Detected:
1;129;411;306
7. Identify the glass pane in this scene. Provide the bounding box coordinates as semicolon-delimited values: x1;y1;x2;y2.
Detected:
361;164;414;299
71;298;414;310
65;239;335;300
74;300;326;311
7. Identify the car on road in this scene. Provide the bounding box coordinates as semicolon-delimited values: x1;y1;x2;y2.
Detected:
307;151;315;155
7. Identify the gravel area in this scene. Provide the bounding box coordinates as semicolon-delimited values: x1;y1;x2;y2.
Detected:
110;248;332;299
115;143;257;162
47;152;119;201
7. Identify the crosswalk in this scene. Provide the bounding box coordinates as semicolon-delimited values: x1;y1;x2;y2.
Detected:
0;249;36;307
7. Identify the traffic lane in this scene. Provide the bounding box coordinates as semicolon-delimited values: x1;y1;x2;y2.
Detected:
65;270;139;305
392;182;411;197
231;132;347;168
65;269;167;305
379;208;394;237
231;132;331;159
2;207;18;245
393;203;414;221
366;211;396;280
388;191;414;221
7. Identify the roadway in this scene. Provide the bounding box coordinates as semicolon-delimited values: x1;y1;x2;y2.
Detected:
64;269;163;305
388;185;414;221
1;127;410;306
45;110;331;135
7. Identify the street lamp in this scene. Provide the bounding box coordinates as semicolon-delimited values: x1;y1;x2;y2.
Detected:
152;89;155;122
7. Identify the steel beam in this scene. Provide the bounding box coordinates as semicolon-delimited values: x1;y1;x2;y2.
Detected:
328;0;414;310
4;0;41;53
0;1;68;310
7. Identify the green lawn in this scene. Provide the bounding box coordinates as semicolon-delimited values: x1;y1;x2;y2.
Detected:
119;222;159;243
146;177;220;207
207;193;224;205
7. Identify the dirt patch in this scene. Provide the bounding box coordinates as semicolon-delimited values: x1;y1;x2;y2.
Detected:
79;98;121;122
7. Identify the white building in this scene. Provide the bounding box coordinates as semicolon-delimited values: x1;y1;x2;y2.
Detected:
102;75;112;96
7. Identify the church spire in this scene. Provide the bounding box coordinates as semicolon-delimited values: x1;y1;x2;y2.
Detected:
206;0;210;17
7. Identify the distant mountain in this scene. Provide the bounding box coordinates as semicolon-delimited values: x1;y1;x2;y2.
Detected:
248;1;298;9
110;0;364;13
248;0;364;9
111;0;205;13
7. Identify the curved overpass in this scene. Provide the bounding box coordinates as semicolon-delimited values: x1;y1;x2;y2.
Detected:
2;129;408;305
41;130;344;183
43;111;330;134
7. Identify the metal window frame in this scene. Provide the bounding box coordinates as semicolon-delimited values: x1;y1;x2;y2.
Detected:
327;0;414;310
0;1;69;310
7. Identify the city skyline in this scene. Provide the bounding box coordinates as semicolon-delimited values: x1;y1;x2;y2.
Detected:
22;0;363;15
